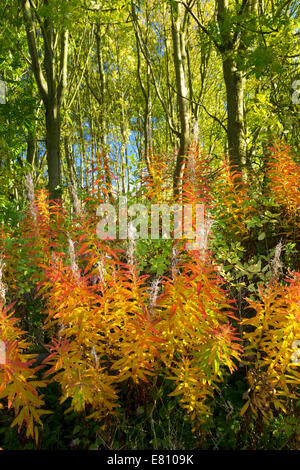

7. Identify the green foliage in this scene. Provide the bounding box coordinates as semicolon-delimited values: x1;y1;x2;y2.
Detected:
0;0;299;451
136;239;173;276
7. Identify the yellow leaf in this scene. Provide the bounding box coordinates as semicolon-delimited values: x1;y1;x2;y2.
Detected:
240;400;250;416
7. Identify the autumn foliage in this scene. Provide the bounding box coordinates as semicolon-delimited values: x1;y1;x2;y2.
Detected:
0;144;299;448
242;272;300;422
267;143;300;223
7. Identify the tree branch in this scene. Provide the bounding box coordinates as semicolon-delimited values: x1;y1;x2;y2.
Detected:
57;29;69;105
131;2;180;138
22;0;48;104
178;0;221;51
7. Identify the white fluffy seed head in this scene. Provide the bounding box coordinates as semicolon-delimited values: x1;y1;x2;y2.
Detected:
69;183;84;216
68;239;80;279
24;174;38;224
97;258;106;287
127;222;137;266
0;258;6;306
271;241;283;280
149;277;160;316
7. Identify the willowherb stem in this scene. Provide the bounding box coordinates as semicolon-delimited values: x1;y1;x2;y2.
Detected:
171;246;178;279
127;222;137;266
68;238;80;279
90;345;99;367
0;258;6;307
59;321;66;335
97;258;106;287
149;276;161;316
291;340;300;364
271;241;283;281
198;216;214;256
24;173;38;224
69;183;84;216
24;173;35;204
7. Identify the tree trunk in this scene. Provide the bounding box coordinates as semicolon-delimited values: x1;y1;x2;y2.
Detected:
217;0;257;176
171;3;190;195
22;0;68;201
95;26;113;198
222;57;246;173
144;64;153;156
45;104;61;199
